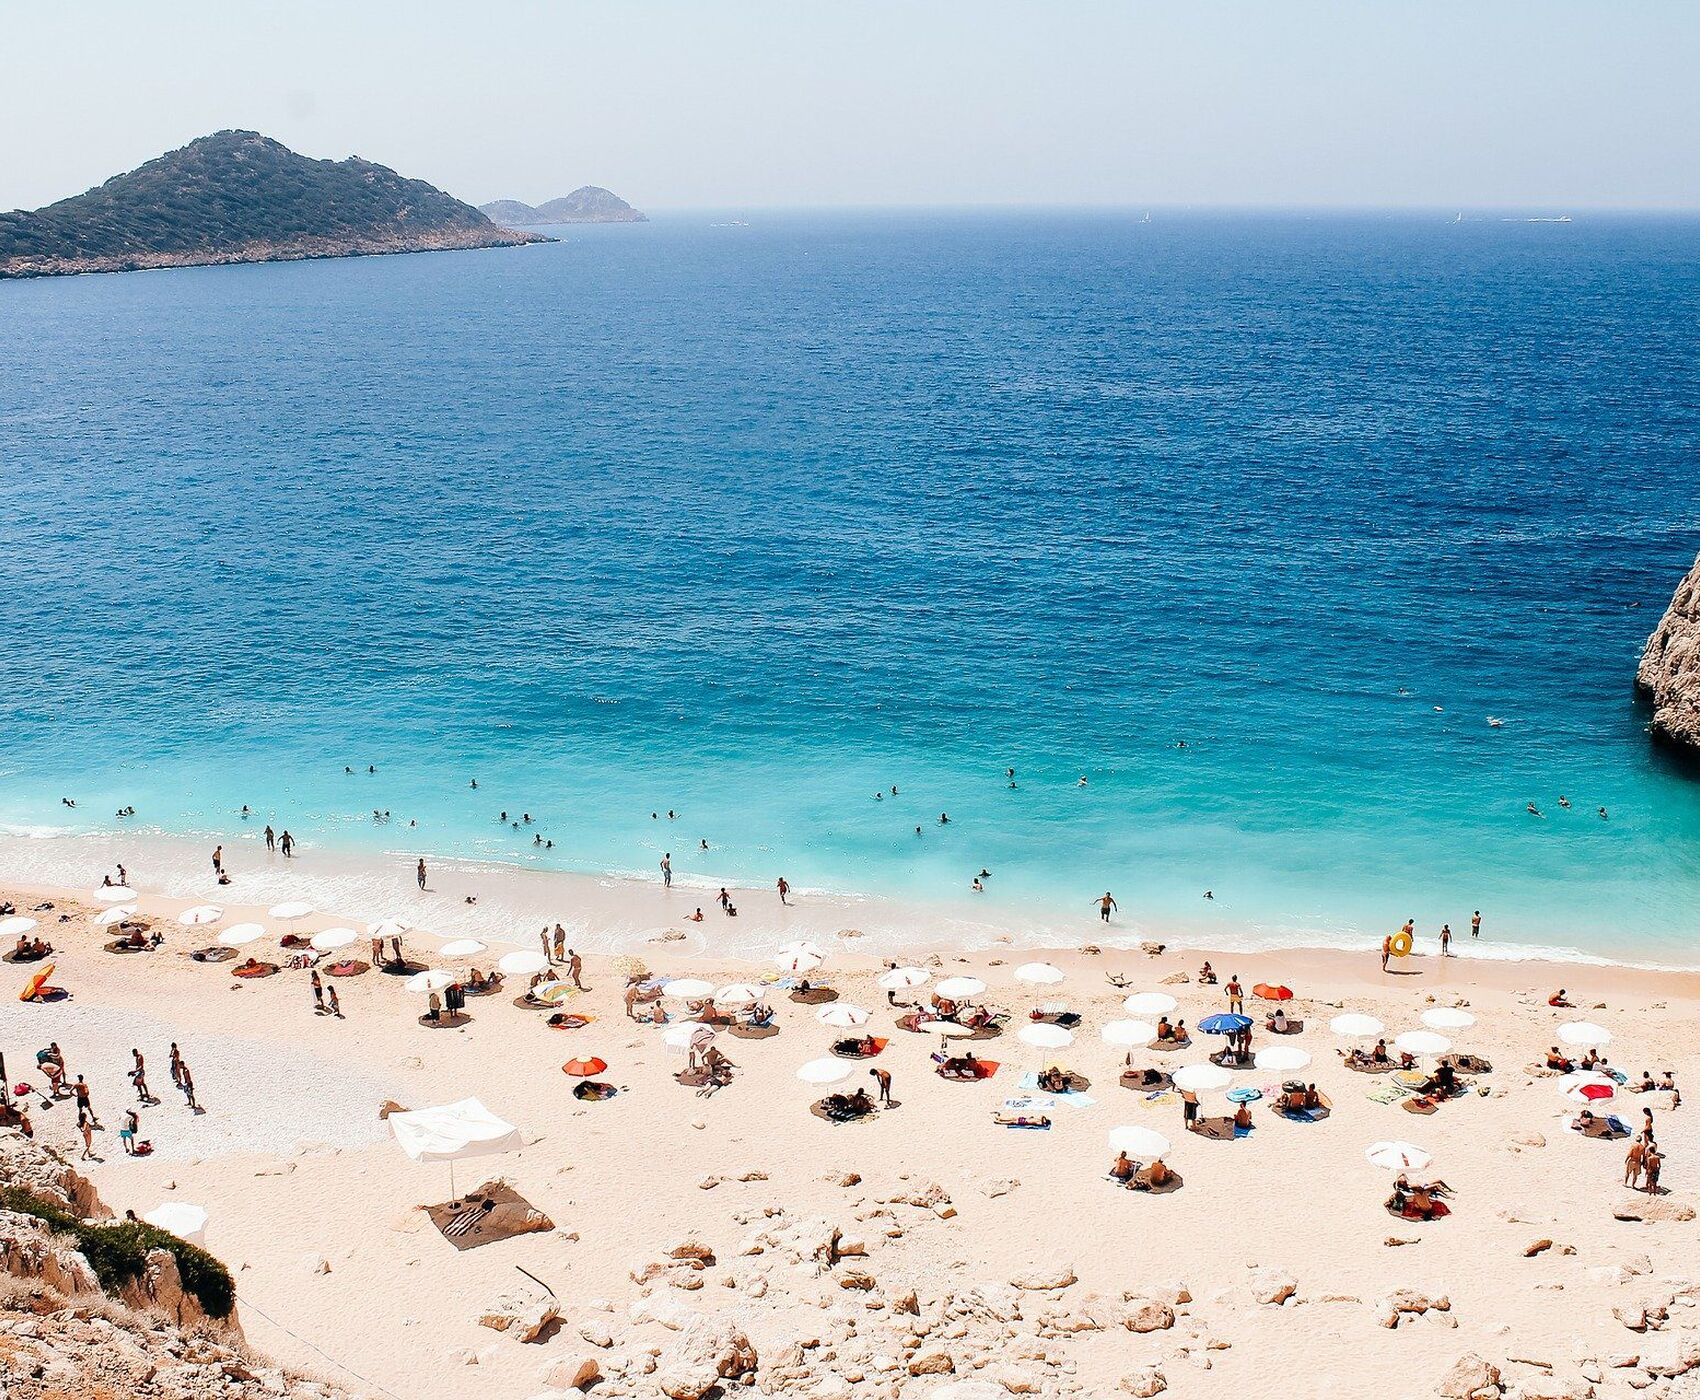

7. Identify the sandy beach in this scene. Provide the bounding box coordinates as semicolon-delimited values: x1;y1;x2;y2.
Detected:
1;856;1696;1400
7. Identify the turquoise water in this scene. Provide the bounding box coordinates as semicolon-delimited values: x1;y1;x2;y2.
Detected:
2;211;1698;959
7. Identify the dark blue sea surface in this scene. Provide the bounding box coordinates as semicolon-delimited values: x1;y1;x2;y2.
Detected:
2;211;1697;958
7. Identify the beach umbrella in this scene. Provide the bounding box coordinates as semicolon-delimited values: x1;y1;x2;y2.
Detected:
311;927;357;952
935;976;986;1000
775;950;824;974
610;954;649;979
663;977;715;1000
439;939;486;957
1365;1141;1432;1171
1254;1045;1311;1072
1421;1007;1476;1031
1394;1030;1451;1056
1107;1125;1172;1157
1252;983;1294;1001
936;1022;979;1039
1101;1019;1157;1047
1198;1013;1252;1036
498;950;548;976
218;923;265;946
1556;1071;1615;1098
1330;1012;1384;1037
1122;991;1177;1016
531;981;576;1005
796;1057;852;1084
141;1202;208;1244
269;901;313;920
817;1003;871;1029
1557;1021;1611;1047
878;966;931;991
714;983;762;1006
92;906;137;928
663;1021;714;1051
1014;962;1064;986
0;917;37;937
405;969;456;994
1018;1023;1074;1050
176;905;223;927
1172;1063;1232;1092
92;886;136;901
779;941;826;961
1565;1081;1615;1104
368;918;411;938
562;1057;608;1077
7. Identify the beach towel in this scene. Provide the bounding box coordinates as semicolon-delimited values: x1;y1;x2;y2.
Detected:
1401;1096;1439;1115
425;1180;554;1251
939;1060;999;1082
1365;1082;1411;1105
1192;1117;1238;1141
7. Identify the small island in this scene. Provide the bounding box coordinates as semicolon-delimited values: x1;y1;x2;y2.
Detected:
0;130;550;279
479;187;647;225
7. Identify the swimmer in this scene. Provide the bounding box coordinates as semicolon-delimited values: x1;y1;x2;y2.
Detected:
1599;807;1609;820
971;877;984;892
939;813;950;825
1558;795;1571;808
1527;802;1543;817
1078;775;1088;786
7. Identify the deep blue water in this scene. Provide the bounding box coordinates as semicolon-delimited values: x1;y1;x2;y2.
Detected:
2;210;1698;958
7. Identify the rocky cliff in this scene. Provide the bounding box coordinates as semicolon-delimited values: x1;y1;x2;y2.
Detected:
1638;552;1700;755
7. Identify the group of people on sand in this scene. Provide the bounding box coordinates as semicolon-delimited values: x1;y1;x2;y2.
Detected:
1109;1151;1175;1190
7;1040;201;1162
1625;1113;1667;1194
11;933;52;960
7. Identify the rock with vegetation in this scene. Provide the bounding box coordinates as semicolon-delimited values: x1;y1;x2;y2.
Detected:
1639;552;1700;756
0;129;549;279
479;186;647;224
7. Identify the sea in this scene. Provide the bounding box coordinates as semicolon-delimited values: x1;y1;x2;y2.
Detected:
2;210;1698;964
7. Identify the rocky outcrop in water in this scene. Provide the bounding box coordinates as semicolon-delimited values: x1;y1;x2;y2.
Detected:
1638;552;1700;755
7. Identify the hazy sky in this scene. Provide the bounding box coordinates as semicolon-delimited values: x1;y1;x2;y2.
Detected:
5;1;1699;213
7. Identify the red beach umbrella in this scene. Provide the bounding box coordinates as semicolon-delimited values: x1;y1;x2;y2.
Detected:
1253;983;1294;1001
563;1057;608;1077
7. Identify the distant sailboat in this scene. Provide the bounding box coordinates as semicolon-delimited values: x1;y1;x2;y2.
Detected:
1140;211;1151;224
1452;211;1463;223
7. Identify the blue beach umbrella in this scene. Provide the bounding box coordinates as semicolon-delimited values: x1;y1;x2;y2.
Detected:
1198;1013;1253;1035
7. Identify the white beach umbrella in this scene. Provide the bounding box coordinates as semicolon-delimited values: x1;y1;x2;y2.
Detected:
878;966;931;991
1254;1045;1312;1072
0;916;38;937
714;983;762;1006
439;939;486;958
1421;1007;1476;1031
1101;1019;1157;1048
817;1003;871;1029
92;886;136;901
269;901;313;920
1107;1125;1172;1157
1122;991;1178;1016
217;922;265;946
176;905;223;927
663;977;716;1000
1394;1030;1451;1056
498;949;548;976
779;941;826;961
311;927;358;952
774;950;824;974
92;906;137;927
1172;1063;1232;1092
935;1021;979;1039
1330;1013;1384;1037
404;969;456;994
935;975;986;999
663;1020;712;1050
1018;1023;1074;1050
1365;1140;1432;1171
1014;962;1064;986
141;1202;208;1244
368;917;411;938
796;1057;852;1085
1557;1021;1611;1047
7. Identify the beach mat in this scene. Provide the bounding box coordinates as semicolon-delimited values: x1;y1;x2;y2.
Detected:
1365;1082;1411;1105
832;1038;889;1059
811;1100;877;1125
1120;1070;1173;1092
425;1180;553;1252
1146;1038;1191;1053
727;1023;779;1039
938;1060;999;1082
1191;1117;1238;1141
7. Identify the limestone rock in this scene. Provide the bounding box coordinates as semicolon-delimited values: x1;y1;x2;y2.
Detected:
1612;1197;1696;1223
1437;1353;1502;1398
1119;1297;1175;1333
1009;1259;1076;1291
908;1350;955;1375
1247;1269;1297;1306
1638;551;1700;754
656;1318;758;1400
1120;1365;1167;1396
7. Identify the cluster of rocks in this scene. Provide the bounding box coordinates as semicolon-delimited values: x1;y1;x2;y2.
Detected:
1638;551;1700;755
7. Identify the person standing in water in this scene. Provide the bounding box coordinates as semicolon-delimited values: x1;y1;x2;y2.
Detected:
1096;892;1117;923
661;853;672;888
1439;923;1452;957
280;830;294;857
211;845;223;875
264;825;276;852
1471;910;1481;939
416;858;427;890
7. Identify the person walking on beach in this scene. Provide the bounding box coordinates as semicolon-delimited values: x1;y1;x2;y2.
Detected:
1096;892;1118;923
552;924;566;963
1625;1137;1645;1188
73;1076;98;1129
661;853;672;888
310;968;324;1013
1381;935;1392;973
1181;1089;1200;1132
80;1117;95;1160
129;1049;149;1104
416;858;427;890
1439;924;1452;957
264;825;275;852
168;1042;184;1090
1644;1146;1663;1194
1471;910;1481;939
327;984;342;1018
280;830;294;857
718;887;731;911
777;876;790;905
180;1061;198;1111
567;948;584;990
211;844;224;876
539;926;553;964
119;1109;139;1156
1225;975;1244;1013
870;1066;893;1107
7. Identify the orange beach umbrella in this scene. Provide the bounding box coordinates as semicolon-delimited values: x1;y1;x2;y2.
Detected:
1253;983;1294;1001
562;1057;608;1077
19;964;55;1002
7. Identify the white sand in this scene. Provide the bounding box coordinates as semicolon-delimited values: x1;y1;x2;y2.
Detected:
2;867;1697;1400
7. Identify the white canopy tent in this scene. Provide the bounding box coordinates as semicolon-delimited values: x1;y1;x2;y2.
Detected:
388;1097;522;1200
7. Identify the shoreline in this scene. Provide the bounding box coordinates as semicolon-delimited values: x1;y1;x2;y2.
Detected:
0;824;1688;974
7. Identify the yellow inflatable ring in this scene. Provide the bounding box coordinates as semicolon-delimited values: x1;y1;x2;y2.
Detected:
1390;931;1413;958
